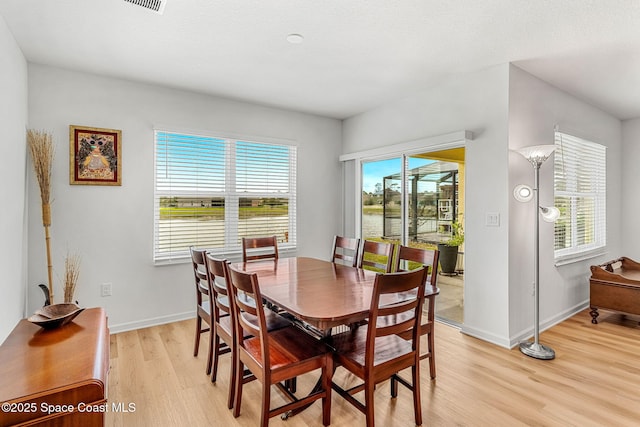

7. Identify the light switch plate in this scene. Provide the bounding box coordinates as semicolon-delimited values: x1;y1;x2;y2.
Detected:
486;212;500;227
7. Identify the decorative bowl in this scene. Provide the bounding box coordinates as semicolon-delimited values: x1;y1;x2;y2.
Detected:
28;303;84;330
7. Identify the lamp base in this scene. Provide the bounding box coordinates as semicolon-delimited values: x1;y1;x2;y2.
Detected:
519;341;555;360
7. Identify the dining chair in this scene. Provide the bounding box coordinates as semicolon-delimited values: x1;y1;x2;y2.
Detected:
204;255;234;408
206;255;293;409
394;245;440;379
330;267;428;427
242;235;287;314
357;239;395;273
330;235;360;267
190;247;213;375
242;236;279;262
227;264;332;427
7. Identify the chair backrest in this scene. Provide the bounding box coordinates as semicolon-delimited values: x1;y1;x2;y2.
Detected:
365;268;427;366
227;264;269;366
205;254;231;317
331;236;360;267
242;236;279;262
394;245;439;290
190;247;209;301
358;240;395;273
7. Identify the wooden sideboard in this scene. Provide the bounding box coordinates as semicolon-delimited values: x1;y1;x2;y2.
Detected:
0;308;109;427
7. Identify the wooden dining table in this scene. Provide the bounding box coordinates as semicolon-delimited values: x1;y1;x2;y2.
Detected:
232;256;419;333
232;256;438;420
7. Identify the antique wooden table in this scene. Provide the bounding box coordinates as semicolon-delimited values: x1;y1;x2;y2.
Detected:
0;308;109;427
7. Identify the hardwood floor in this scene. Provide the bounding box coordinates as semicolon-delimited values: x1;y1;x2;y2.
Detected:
106;310;640;426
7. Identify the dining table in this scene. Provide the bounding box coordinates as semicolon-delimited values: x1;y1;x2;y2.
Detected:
233;256;386;333
231;255;438;420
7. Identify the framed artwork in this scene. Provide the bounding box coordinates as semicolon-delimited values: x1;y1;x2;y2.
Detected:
69;125;122;186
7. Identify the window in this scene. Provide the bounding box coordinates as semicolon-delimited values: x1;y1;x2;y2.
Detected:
154;130;296;263
553;131;606;264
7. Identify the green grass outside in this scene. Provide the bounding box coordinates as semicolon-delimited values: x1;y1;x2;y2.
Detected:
159;205;288;220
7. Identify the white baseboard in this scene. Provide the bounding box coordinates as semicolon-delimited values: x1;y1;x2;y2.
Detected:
108;310;195;334
459;300;589;349
460;325;512;348
508;300;589;348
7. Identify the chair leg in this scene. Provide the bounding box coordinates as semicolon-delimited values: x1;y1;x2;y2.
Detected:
226;344;236;409
193;316;202;357
209;331;219;378
412;364;423;426
364;380;375;427
390;376;398;398
322;355;332;426
428;331;436;379
233;361;244;418
260;381;271;427
284;377;297;393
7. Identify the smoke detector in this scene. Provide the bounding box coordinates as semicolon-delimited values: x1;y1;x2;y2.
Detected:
124;0;167;15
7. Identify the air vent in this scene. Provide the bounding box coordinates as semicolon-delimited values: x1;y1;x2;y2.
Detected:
124;0;167;15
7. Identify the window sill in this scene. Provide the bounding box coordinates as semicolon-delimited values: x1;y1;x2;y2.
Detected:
153;245;297;266
554;248;607;267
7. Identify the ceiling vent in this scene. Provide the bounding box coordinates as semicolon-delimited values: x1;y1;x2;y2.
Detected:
124;0;167;15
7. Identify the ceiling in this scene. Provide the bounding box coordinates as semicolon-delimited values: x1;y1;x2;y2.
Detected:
1;0;640;120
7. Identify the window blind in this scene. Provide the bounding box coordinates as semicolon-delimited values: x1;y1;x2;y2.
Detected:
154;130;296;263
553;131;606;263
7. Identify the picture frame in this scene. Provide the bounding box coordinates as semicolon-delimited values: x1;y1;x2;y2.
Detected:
69;125;122;186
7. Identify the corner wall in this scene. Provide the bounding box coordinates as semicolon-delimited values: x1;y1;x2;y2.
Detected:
0;15;28;342
622;118;640;258
343;64;513;346
508;65;622;344
27;64;343;332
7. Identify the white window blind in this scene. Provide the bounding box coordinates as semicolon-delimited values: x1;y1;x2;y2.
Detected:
154;130;296;263
553;131;606;264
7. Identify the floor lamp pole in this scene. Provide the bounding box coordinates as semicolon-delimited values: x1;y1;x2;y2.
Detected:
519;160;555;360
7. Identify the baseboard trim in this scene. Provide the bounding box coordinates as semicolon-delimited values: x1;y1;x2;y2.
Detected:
460;325;512;349
508;300;589;348
109;310;195;334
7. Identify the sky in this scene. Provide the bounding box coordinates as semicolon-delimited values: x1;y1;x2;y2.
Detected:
362;157;434;193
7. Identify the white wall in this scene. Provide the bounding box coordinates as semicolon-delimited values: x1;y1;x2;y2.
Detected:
342;63;624;348
622;118;640;258
508;65;622;343
27;64;343;332
0;15;28;343
343;64;513;346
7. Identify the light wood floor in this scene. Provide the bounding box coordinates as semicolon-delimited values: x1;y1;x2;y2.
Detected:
106;310;640;426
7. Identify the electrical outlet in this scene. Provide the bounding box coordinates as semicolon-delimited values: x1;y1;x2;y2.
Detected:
101;283;112;297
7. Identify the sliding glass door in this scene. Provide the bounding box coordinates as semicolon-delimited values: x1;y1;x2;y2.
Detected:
361;148;465;325
361;158;402;242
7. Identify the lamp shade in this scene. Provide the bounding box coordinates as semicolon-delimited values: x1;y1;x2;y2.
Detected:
540;206;560;222
516;144;556;165
513;184;533;202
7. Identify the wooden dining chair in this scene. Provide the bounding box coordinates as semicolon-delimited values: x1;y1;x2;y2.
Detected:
190;247;213;375
394;245;440;379
204;255;234;407
330;235;360;267
227;264;332;427
357;239;395;273
242;236;279;262
330;267;428;427
206;255;292;409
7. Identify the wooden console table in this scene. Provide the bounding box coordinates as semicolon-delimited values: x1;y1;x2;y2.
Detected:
0;308;109;426
590;257;640;324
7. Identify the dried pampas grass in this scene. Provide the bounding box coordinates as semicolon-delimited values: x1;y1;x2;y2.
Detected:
63;253;81;304
27;130;54;214
27;129;55;303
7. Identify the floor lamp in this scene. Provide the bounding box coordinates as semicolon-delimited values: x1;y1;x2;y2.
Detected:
513;144;560;360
